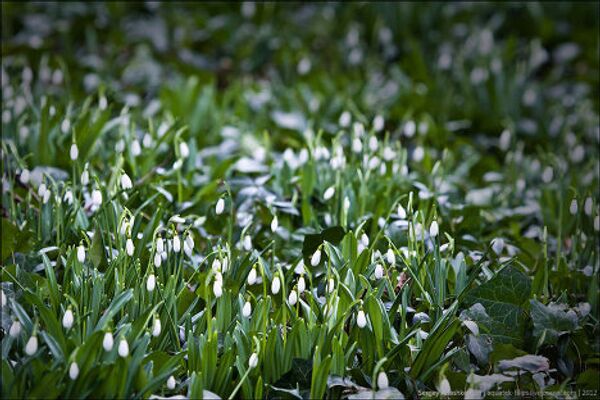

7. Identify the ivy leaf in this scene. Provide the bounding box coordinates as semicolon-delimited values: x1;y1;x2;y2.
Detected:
530;300;579;345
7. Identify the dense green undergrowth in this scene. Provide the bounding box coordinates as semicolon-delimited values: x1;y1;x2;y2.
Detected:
1;3;599;399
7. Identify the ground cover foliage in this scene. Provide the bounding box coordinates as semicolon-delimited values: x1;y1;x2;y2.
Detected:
1;3;599;399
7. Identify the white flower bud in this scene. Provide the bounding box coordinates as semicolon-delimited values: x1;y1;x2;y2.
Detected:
215;198;225;215
69;362;79;380
153;252;162;267
491;238;504;255
126;238;134;256
9;320;21;337
243;235;252;251
64;190;73;205
222;257;229;272
118;338;129;357
131;140;142;157
249;352;259;369
311;249;321;266
62;308;74;329
172;235;181;252
81;169;89;186
247;268;257;285
352;137;363;153
584;197;593;216
147;274;156;292
271;215;279;232
0;289;5;307
213;279;223;298
327;278;335;293
156;237;164;254
242;301;252;317
152;318;162;337
297;276;306;294
103;332;114;351
429;221;439;238
323;186;335;201
120;173;133;190
377;371;389;389
212;258;222;273
369;136;378;152
356;310;367;328
288;290;298;306
179;142;190;158
570;199;578;215
397;204;407;219
271;276;281;295
20;168;30;184
386;248;395;265
77;245;86;263
91;190;102;207
594;215;599;231
70;143;79;161
25;335;38;355
361;233;369;247
167;375;176;390
374;264;384;280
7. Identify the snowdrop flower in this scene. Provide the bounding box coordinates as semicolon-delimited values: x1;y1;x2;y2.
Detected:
63;190;73;205
142;133;153;148
126;238;135;256
397;204;407;219
131;140;142;157
153;252;162;268
25;335;38;355
327;278;335;293
361;233;369;247
242;301;252;317
584;197;593;216
491;238;504;255
377;371;389;389
9;320;21;337
213;278;223;298
38;183;47;198
69;362;79;380
62;308;74;329
249;352;259;369
369;136;378;152
311;249;321;266
344;197;351;213
179;142;190;158
103;332;114;351
499;129;511;151
413;146;424;162
77;245;86;263
570;199;578;215
386;248;395;265
81;168;90;185
352;137;363;153
70;143;79;161
167;375;176;390
404;120;416;137
374;264;384;280
542;166;553;183
152;317;162;337
373;115;384;132
271;275;281;295
147;274;156;292
594;215;599;231
99;96;108;110
212;258;222;273
297;276;306;293
118;338;129;357
429;221;439;238
1;289;5;307
120;173;133;190
271;215;279;232
247;268;257;285
215;198;225;215
339;111;351;128
91;189;102;207
222;257;229;272
323;186;335;201
383;146;396;161
172;235;181;253
243;235;252;251
61;118;70;134
356;310;367;328
19;168;30;185
288;289;298;306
